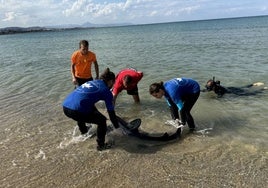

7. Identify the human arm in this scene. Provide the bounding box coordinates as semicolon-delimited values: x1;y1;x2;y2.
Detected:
105;90;119;128
167;94;185;124
108;110;119;128
71;64;78;85
111;78;123;104
94;60;99;79
167;99;179;120
112;94;118;106
71;52;78;85
179;109;186;125
176;101;186;125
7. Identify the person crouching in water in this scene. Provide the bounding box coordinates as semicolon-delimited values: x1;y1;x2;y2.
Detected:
112;68;143;105
62;68;119;151
149;78;200;133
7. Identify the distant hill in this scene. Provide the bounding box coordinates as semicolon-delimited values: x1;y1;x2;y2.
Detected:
0;22;133;35
0;26;53;35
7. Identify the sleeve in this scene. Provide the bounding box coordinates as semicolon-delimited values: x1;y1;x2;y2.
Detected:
108;110;119;128
136;71;143;82
168;100;179;120
112;79;123;96
103;90;119;128
71;51;77;64
169;93;183;110
104;91;115;111
175;100;184;111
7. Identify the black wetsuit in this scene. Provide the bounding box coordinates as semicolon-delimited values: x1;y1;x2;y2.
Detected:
213;84;263;97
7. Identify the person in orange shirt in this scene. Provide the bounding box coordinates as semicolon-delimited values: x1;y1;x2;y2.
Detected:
71;40;99;86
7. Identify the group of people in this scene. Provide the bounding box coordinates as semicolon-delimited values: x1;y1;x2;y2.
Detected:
63;40;148;150
62;40;213;151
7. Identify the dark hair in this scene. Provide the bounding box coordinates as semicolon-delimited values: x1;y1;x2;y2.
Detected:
100;68;115;83
206;79;221;91
149;82;164;94
124;75;132;85
79;40;89;48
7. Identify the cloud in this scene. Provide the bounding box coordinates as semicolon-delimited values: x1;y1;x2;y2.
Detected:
0;0;267;28
3;12;16;21
63;0;125;19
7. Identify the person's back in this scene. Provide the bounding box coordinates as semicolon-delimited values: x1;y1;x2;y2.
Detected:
63;79;113;113
164;78;200;99
113;68;143;93
112;68;143;104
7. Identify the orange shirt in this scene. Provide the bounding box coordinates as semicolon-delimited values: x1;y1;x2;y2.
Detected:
71;50;97;79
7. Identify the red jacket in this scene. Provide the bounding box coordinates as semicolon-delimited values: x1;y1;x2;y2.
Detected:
112;69;143;95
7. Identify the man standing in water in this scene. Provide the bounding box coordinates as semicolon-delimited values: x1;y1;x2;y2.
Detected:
71;40;99;86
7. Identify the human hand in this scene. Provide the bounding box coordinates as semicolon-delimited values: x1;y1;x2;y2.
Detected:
165;119;184;129
72;78;78;85
175;119;185;127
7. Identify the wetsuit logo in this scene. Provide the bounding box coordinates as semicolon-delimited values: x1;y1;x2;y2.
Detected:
82;82;93;89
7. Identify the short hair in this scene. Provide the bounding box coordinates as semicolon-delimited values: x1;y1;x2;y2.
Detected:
79;40;89;48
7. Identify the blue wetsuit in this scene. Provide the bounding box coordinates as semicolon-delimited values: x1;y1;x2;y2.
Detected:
62;79;118;146
164;78;200;130
164;78;200;110
63;79;114;113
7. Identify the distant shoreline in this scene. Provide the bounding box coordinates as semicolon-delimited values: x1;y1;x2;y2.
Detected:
0;26;104;35
1;15;267;35
0;22;133;35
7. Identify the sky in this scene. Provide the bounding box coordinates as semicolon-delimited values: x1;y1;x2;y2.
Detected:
0;0;268;28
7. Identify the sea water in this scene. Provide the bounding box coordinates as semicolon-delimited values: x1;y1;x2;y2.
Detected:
0;16;267;187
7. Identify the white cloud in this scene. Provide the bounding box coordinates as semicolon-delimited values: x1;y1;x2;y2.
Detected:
3;12;16;21
0;0;267;28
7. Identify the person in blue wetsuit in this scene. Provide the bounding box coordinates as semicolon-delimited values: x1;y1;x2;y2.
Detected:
62;68;119;151
149;78;200;132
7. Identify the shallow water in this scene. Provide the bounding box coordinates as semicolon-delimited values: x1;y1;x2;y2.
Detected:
0;16;268;187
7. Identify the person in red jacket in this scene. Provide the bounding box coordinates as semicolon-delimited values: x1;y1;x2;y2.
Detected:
112;68;143;104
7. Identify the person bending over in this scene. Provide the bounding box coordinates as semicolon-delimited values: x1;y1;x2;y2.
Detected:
149;77;200;133
112;68;143;104
62;68;119;151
